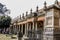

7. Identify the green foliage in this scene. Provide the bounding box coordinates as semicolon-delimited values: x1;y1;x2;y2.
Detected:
0;16;11;28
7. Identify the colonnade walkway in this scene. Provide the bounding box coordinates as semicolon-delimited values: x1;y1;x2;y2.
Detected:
0;34;18;40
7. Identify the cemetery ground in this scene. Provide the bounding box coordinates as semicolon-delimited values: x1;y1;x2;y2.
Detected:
0;34;18;40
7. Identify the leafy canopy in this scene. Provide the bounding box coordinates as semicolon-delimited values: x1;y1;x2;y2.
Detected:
0;16;11;28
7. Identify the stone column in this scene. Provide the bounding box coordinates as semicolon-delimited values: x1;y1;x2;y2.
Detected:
32;22;35;37
33;22;35;30
16;25;18;33
16;25;17;33
29;23;31;30
35;22;37;31
17;25;19;32
30;23;32;37
19;25;20;31
13;25;14;34
18;25;19;31
25;23;27;35
21;24;23;34
20;25;21;32
12;25;14;34
14;25;16;34
33;21;36;30
27;23;29;36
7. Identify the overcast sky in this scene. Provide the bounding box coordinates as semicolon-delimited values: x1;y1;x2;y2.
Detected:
0;0;60;19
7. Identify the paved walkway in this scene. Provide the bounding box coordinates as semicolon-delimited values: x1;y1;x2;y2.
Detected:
0;34;18;40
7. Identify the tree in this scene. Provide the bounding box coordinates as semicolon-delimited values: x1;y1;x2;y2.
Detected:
0;16;11;29
0;3;11;29
0;3;11;33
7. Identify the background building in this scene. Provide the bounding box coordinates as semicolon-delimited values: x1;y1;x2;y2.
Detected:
11;0;60;40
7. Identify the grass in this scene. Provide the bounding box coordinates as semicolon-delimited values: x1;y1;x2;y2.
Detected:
0;34;18;40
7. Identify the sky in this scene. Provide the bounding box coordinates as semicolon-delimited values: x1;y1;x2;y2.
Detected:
0;0;60;19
